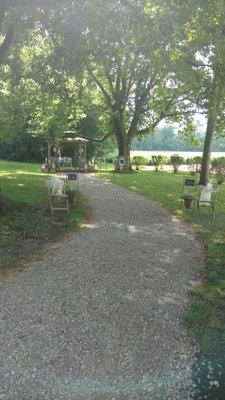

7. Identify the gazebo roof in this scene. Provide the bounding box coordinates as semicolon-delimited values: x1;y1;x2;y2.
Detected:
47;136;89;144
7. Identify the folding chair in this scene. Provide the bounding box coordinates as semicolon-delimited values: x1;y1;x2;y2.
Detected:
46;178;69;215
197;184;219;219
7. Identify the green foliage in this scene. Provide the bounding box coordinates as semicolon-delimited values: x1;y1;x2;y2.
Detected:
0;133;46;162
2;0;225;166
45;0;202;158
132;156;148;170
186;156;202;175
211;157;225;184
64;183;78;196
179;122;200;148
152;155;167;171
170;154;184;173
0;28;113;162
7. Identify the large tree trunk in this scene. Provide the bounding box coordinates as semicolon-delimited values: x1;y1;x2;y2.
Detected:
115;135;131;172
111;115;131;171
117;136;131;158
0;28;14;65
199;86;221;185
199;112;217;185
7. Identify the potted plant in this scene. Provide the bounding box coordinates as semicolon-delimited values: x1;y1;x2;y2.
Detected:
182;192;195;209
64;183;78;204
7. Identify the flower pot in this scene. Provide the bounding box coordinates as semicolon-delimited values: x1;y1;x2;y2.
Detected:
68;194;76;204
184;198;192;209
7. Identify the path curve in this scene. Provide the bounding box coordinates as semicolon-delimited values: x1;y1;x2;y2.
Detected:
0;175;203;400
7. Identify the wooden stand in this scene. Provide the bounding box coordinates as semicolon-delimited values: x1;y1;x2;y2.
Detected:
50;193;69;215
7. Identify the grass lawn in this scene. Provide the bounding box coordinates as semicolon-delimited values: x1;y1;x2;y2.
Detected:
0;160;86;277
99;169;225;351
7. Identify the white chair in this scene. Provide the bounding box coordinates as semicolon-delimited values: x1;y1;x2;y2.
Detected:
46;178;69;214
197;184;219;218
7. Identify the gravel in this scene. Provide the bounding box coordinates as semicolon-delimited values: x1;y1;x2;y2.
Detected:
0;174;203;399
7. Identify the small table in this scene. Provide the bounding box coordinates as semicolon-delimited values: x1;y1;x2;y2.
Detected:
50;193;69;215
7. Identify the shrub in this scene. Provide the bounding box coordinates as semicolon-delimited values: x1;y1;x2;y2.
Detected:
152;155;167;172
186;158;195;175
106;157;114;163
132;156;148;170
170;154;184;173
193;156;202;173
211;157;225;184
186;156;202;175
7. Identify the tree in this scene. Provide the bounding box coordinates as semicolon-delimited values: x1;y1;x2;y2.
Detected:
0;24;113;162
0;0;70;210
45;0;197;169
158;0;225;184
0;0;68;65
187;1;225;185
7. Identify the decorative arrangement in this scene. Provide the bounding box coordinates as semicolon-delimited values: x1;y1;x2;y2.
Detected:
182;192;195;209
64;183;78;204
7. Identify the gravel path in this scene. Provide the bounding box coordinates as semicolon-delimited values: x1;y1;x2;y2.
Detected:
0;174;203;400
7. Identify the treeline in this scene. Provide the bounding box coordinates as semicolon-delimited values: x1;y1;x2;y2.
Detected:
132;126;225;152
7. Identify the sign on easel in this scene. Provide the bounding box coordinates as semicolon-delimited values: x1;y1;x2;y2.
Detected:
184;178;196;186
68;173;77;181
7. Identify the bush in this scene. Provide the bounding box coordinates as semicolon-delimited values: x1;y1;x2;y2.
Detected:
132;156;148;170
186;156;202;175
193;156;202;173
152;155;167;172
211;157;225;184
170;154;184;173
106;157;114;163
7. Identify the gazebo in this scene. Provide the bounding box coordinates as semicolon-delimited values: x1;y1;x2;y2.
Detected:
47;133;89;172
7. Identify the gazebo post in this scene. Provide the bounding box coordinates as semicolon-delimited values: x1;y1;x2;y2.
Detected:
47;142;51;163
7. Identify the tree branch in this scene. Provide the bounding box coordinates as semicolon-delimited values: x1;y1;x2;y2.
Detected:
87;132;112;142
104;67;115;98
136;109;207;137
137;113;165;136
127;77;159;140
0;8;6;30
121;64;135;111
0;27;14;64
86;65;114;110
164;110;207;118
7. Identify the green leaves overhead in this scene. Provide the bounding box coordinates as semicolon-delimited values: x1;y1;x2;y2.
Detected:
0;0;225;165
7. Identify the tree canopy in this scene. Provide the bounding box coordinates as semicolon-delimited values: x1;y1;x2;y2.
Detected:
0;0;225;177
